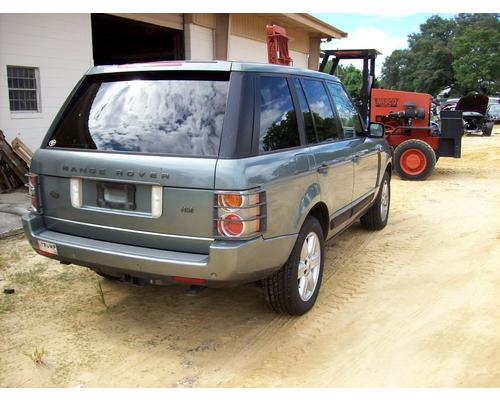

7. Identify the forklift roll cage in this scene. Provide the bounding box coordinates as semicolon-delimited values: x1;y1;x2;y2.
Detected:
319;49;380;122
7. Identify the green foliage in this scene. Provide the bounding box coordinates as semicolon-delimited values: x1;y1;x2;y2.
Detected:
24;347;48;365
320;61;364;98
336;64;363;98
451;15;500;95
381;13;500;96
96;280;108;308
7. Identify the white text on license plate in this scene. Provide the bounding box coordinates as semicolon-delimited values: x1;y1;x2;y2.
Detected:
38;240;58;255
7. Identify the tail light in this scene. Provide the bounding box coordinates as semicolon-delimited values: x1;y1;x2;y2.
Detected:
214;188;266;239
26;172;42;213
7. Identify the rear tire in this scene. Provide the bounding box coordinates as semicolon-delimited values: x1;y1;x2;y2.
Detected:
263;216;324;315
394;139;436;180
483;121;493;136
360;171;390;230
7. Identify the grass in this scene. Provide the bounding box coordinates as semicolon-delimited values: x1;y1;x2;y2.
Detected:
96;280;108;308
10;265;45;287
24;347;48;365
8;246;22;262
0;295;14;314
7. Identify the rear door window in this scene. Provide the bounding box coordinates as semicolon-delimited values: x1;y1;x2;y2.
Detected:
327;82;363;138
301;79;339;142
258;76;300;152
47;72;229;157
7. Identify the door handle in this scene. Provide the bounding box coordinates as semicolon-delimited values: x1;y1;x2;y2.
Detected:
376;144;383;152
317;162;329;174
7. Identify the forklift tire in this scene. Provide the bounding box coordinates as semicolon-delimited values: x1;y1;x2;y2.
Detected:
394;139;436;180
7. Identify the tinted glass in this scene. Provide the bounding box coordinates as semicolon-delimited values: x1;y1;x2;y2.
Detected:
259;76;300;152
301;79;339;142
293;78;317;143
48;74;229;156
327;82;363;138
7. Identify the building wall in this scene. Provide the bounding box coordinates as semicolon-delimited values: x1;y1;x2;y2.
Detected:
184;24;214;60
228;35;309;69
0;14;93;150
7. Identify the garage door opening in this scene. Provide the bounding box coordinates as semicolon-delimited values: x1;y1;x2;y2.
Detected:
91;14;184;65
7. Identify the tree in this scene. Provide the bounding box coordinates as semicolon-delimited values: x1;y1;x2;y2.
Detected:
336;64;363;98
451;14;500;95
380;49;412;91
381;13;500;97
382;15;456;95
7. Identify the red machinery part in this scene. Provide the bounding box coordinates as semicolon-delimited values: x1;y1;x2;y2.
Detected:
266;25;292;66
370;88;439;150
399;148;428;176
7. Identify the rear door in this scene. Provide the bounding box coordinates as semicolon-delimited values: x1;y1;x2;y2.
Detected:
326;82;380;201
33;70;231;254
296;78;354;216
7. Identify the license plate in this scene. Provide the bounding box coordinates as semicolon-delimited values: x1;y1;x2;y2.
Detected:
38;240;58;255
96;182;136;210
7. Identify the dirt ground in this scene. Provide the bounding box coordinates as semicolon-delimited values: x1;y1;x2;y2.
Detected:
1;128;499;388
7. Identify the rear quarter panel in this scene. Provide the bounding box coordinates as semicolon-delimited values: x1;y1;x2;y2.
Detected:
215;148;319;239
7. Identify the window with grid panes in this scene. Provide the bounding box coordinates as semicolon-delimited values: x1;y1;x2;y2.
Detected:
7;66;40;112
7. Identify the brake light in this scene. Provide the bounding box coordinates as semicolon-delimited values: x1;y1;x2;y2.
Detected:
218;213;244;236
26;173;41;213
214;189;266;239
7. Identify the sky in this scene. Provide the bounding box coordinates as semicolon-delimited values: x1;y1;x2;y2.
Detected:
313;13;457;75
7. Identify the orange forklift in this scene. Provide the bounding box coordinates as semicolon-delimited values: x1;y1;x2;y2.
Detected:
319;49;464;180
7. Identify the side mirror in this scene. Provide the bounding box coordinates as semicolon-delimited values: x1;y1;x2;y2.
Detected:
369;122;385;138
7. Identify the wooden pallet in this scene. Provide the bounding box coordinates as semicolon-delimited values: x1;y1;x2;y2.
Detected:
0;130;29;193
11;137;33;167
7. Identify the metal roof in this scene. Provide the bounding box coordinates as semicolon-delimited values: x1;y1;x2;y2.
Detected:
86;60;340;82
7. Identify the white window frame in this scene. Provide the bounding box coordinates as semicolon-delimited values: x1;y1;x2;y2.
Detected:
7;65;42;114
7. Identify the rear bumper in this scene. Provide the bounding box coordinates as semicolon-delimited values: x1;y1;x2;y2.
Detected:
22;213;297;286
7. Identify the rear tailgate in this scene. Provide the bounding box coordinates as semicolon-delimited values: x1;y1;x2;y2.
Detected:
33;150;216;254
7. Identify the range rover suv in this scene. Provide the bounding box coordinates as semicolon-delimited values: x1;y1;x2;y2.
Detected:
23;61;392;315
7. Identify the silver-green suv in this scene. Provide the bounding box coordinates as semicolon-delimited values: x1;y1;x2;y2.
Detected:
23;61;392;315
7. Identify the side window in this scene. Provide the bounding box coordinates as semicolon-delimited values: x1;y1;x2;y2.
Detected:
301;79;339;142
327;82;363;138
259;76;300;152
292;78;317;144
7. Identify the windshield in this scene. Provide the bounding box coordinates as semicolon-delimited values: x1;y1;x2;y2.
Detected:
48;72;230;157
489;104;500;114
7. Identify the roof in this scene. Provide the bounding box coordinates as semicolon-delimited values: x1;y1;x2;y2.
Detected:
86;60;341;82
257;13;347;39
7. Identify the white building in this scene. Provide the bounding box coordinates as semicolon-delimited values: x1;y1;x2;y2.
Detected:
0;13;346;150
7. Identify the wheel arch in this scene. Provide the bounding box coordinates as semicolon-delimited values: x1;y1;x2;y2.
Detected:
305;202;329;239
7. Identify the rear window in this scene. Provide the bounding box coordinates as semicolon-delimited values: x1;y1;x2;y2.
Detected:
47;72;229;157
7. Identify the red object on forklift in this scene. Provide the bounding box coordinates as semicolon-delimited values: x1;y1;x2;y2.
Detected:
266;25;292;66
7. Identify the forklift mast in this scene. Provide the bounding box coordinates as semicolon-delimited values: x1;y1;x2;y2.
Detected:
319;49;380;122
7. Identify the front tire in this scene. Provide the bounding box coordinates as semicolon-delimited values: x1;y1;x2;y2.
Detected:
394;139;436;180
263;216;324;315
360;171;390;230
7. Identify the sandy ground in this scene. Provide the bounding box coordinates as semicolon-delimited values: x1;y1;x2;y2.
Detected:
1;128;499;388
